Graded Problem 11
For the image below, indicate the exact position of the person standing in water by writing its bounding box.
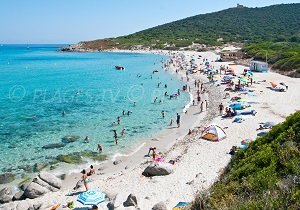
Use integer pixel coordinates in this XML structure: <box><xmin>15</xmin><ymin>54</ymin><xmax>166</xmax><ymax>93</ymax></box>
<box><xmin>62</xmin><ymin>110</ymin><xmax>66</xmax><ymax>117</ymax></box>
<box><xmin>121</xmin><ymin>128</ymin><xmax>125</xmax><ymax>136</ymax></box>
<box><xmin>97</xmin><ymin>144</ymin><xmax>103</xmax><ymax>153</ymax></box>
<box><xmin>169</xmin><ymin>119</ymin><xmax>173</xmax><ymax>126</ymax></box>
<box><xmin>176</xmin><ymin>113</ymin><xmax>181</xmax><ymax>128</ymax></box>
<box><xmin>84</xmin><ymin>136</ymin><xmax>89</xmax><ymax>143</ymax></box>
<box><xmin>117</xmin><ymin>116</ymin><xmax>120</xmax><ymax>125</ymax></box>
<box><xmin>161</xmin><ymin>110</ymin><xmax>165</xmax><ymax>119</ymax></box>
<box><xmin>113</xmin><ymin>130</ymin><xmax>118</xmax><ymax>145</ymax></box>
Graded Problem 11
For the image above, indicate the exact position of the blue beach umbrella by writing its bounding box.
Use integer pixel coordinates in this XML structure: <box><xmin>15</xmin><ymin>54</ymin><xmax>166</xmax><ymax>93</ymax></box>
<box><xmin>77</xmin><ymin>190</ymin><xmax>106</xmax><ymax>206</ymax></box>
<box><xmin>173</xmin><ymin>202</ymin><xmax>189</xmax><ymax>209</ymax></box>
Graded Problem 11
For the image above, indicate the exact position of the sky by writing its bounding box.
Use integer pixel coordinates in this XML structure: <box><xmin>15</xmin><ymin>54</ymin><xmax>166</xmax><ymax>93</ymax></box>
<box><xmin>0</xmin><ymin>0</ymin><xmax>298</xmax><ymax>44</ymax></box>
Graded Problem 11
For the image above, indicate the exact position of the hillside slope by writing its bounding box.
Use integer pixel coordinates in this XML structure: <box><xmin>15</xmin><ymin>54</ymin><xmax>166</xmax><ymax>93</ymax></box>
<box><xmin>77</xmin><ymin>3</ymin><xmax>300</xmax><ymax>49</ymax></box>
<box><xmin>191</xmin><ymin>111</ymin><xmax>300</xmax><ymax>209</ymax></box>
<box><xmin>119</xmin><ymin>3</ymin><xmax>299</xmax><ymax>47</ymax></box>
<box><xmin>64</xmin><ymin>3</ymin><xmax>300</xmax><ymax>74</ymax></box>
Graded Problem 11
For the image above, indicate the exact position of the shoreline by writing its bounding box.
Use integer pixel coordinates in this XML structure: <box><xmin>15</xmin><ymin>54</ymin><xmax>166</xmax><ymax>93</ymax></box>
<box><xmin>59</xmin><ymin>50</ymin><xmax>216</xmax><ymax>189</ymax></box>
<box><xmin>2</xmin><ymin>49</ymin><xmax>300</xmax><ymax>209</ymax></box>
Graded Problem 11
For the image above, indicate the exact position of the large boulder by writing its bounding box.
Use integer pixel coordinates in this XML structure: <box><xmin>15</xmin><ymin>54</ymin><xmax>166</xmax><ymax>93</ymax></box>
<box><xmin>13</xmin><ymin>191</ymin><xmax>25</xmax><ymax>201</ymax></box>
<box><xmin>16</xmin><ymin>200</ymin><xmax>33</xmax><ymax>210</ymax></box>
<box><xmin>0</xmin><ymin>187</ymin><xmax>14</xmax><ymax>204</ymax></box>
<box><xmin>23</xmin><ymin>182</ymin><xmax>49</xmax><ymax>199</ymax></box>
<box><xmin>0</xmin><ymin>173</ymin><xmax>15</xmax><ymax>184</ymax></box>
<box><xmin>61</xmin><ymin>135</ymin><xmax>80</xmax><ymax>143</ymax></box>
<box><xmin>143</xmin><ymin>163</ymin><xmax>174</xmax><ymax>176</ymax></box>
<box><xmin>152</xmin><ymin>201</ymin><xmax>167</xmax><ymax>210</ymax></box>
<box><xmin>0</xmin><ymin>202</ymin><xmax>15</xmax><ymax>210</ymax></box>
<box><xmin>123</xmin><ymin>194</ymin><xmax>138</xmax><ymax>207</ymax></box>
<box><xmin>32</xmin><ymin>177</ymin><xmax>58</xmax><ymax>192</ymax></box>
<box><xmin>38</xmin><ymin>171</ymin><xmax>62</xmax><ymax>189</ymax></box>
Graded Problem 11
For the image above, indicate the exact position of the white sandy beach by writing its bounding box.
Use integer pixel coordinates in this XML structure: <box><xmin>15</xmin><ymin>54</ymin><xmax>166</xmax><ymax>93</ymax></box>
<box><xmin>2</xmin><ymin>50</ymin><xmax>300</xmax><ymax>210</ymax></box>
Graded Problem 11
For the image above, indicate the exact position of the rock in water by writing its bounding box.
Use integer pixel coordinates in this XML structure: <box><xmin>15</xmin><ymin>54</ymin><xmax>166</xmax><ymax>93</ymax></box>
<box><xmin>0</xmin><ymin>173</ymin><xmax>15</xmax><ymax>184</ymax></box>
<box><xmin>39</xmin><ymin>171</ymin><xmax>62</xmax><ymax>189</ymax></box>
<box><xmin>143</xmin><ymin>163</ymin><xmax>174</xmax><ymax>176</ymax></box>
<box><xmin>0</xmin><ymin>187</ymin><xmax>14</xmax><ymax>203</ymax></box>
<box><xmin>152</xmin><ymin>201</ymin><xmax>167</xmax><ymax>210</ymax></box>
<box><xmin>123</xmin><ymin>194</ymin><xmax>138</xmax><ymax>207</ymax></box>
<box><xmin>33</xmin><ymin>162</ymin><xmax>48</xmax><ymax>172</ymax></box>
<box><xmin>42</xmin><ymin>143</ymin><xmax>65</xmax><ymax>149</ymax></box>
<box><xmin>23</xmin><ymin>182</ymin><xmax>49</xmax><ymax>199</ymax></box>
<box><xmin>61</xmin><ymin>135</ymin><xmax>80</xmax><ymax>143</ymax></box>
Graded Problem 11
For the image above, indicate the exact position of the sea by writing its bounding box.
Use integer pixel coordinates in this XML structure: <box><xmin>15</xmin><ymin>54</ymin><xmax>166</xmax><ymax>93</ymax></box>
<box><xmin>0</xmin><ymin>44</ymin><xmax>189</xmax><ymax>183</ymax></box>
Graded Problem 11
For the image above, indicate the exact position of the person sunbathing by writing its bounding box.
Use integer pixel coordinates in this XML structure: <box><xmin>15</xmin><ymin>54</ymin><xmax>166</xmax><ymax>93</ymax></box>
<box><xmin>256</xmin><ymin>125</ymin><xmax>266</xmax><ymax>131</ymax></box>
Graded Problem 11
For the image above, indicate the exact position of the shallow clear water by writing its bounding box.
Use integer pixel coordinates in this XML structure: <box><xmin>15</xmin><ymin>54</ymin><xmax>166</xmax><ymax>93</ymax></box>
<box><xmin>0</xmin><ymin>45</ymin><xmax>189</xmax><ymax>179</ymax></box>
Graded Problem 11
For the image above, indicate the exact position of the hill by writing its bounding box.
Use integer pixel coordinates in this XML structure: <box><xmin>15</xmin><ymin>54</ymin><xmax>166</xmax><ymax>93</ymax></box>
<box><xmin>77</xmin><ymin>3</ymin><xmax>300</xmax><ymax>49</ymax></box>
<box><xmin>190</xmin><ymin>111</ymin><xmax>300</xmax><ymax>209</ymax></box>
<box><xmin>63</xmin><ymin>3</ymin><xmax>300</xmax><ymax>74</ymax></box>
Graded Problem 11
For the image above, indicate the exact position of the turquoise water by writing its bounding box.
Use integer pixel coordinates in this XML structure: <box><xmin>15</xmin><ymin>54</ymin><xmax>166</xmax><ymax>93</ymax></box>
<box><xmin>0</xmin><ymin>45</ymin><xmax>189</xmax><ymax>179</ymax></box>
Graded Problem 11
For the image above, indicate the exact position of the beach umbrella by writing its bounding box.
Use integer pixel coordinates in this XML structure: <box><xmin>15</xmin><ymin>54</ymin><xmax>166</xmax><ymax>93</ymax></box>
<box><xmin>173</xmin><ymin>202</ymin><xmax>189</xmax><ymax>210</ymax></box>
<box><xmin>77</xmin><ymin>190</ymin><xmax>106</xmax><ymax>206</ymax></box>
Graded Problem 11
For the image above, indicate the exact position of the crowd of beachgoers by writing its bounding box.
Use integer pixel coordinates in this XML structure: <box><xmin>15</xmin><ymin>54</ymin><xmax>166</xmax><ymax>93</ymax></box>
<box><xmin>1</xmin><ymin>49</ymin><xmax>300</xmax><ymax>210</ymax></box>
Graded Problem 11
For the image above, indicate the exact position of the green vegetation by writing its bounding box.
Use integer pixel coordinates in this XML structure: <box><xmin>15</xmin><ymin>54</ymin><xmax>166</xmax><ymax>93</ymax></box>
<box><xmin>79</xmin><ymin>3</ymin><xmax>300</xmax><ymax>73</ymax></box>
<box><xmin>243</xmin><ymin>41</ymin><xmax>300</xmax><ymax>73</ymax></box>
<box><xmin>82</xmin><ymin>3</ymin><xmax>299</xmax><ymax>50</ymax></box>
<box><xmin>190</xmin><ymin>112</ymin><xmax>300</xmax><ymax>209</ymax></box>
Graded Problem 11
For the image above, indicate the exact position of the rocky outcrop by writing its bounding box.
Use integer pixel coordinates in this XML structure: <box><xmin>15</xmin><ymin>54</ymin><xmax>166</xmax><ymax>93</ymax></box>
<box><xmin>0</xmin><ymin>173</ymin><xmax>15</xmax><ymax>184</ymax></box>
<box><xmin>23</xmin><ymin>172</ymin><xmax>62</xmax><ymax>199</ymax></box>
<box><xmin>39</xmin><ymin>172</ymin><xmax>62</xmax><ymax>189</ymax></box>
<box><xmin>143</xmin><ymin>163</ymin><xmax>174</xmax><ymax>176</ymax></box>
<box><xmin>123</xmin><ymin>194</ymin><xmax>138</xmax><ymax>207</ymax></box>
<box><xmin>0</xmin><ymin>187</ymin><xmax>14</xmax><ymax>204</ymax></box>
<box><xmin>13</xmin><ymin>191</ymin><xmax>25</xmax><ymax>201</ymax></box>
<box><xmin>152</xmin><ymin>201</ymin><xmax>167</xmax><ymax>210</ymax></box>
<box><xmin>23</xmin><ymin>182</ymin><xmax>49</xmax><ymax>199</ymax></box>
